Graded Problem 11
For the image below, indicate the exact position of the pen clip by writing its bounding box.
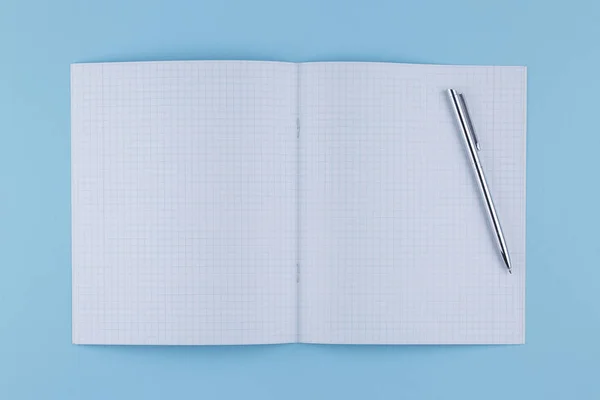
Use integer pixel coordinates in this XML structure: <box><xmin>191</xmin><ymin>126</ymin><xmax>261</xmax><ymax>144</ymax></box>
<box><xmin>457</xmin><ymin>93</ymin><xmax>481</xmax><ymax>151</ymax></box>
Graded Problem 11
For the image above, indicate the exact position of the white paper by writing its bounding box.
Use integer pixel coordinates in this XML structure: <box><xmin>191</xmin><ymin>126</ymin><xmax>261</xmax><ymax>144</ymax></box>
<box><xmin>72</xmin><ymin>60</ymin><xmax>526</xmax><ymax>346</ymax></box>
<box><xmin>299</xmin><ymin>62</ymin><xmax>526</xmax><ymax>344</ymax></box>
<box><xmin>71</xmin><ymin>61</ymin><xmax>298</xmax><ymax>344</ymax></box>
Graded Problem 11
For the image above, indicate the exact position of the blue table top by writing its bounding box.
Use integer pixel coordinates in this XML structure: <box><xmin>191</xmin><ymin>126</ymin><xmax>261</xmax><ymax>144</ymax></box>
<box><xmin>1</xmin><ymin>0</ymin><xmax>598</xmax><ymax>398</ymax></box>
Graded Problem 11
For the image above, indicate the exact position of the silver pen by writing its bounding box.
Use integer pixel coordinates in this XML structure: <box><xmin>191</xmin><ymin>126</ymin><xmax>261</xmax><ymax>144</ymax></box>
<box><xmin>447</xmin><ymin>89</ymin><xmax>513</xmax><ymax>274</ymax></box>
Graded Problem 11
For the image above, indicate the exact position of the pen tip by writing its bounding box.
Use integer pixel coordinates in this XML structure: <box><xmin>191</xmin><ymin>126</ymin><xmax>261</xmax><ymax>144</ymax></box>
<box><xmin>501</xmin><ymin>251</ymin><xmax>513</xmax><ymax>275</ymax></box>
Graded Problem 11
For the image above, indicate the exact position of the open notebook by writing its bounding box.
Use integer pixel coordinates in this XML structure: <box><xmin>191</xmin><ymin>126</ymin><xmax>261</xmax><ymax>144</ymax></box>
<box><xmin>71</xmin><ymin>61</ymin><xmax>526</xmax><ymax>345</ymax></box>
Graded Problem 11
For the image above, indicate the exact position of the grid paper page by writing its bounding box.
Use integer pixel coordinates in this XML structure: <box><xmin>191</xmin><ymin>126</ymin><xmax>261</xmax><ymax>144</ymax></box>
<box><xmin>72</xmin><ymin>61</ymin><xmax>298</xmax><ymax>344</ymax></box>
<box><xmin>299</xmin><ymin>63</ymin><xmax>526</xmax><ymax>344</ymax></box>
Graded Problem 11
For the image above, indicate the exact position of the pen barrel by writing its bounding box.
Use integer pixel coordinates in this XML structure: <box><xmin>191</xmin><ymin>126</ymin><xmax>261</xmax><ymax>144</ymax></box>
<box><xmin>446</xmin><ymin>89</ymin><xmax>513</xmax><ymax>273</ymax></box>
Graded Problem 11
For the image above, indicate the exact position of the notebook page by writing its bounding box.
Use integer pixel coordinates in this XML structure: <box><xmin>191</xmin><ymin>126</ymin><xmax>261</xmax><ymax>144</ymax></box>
<box><xmin>299</xmin><ymin>62</ymin><xmax>526</xmax><ymax>344</ymax></box>
<box><xmin>72</xmin><ymin>61</ymin><xmax>298</xmax><ymax>344</ymax></box>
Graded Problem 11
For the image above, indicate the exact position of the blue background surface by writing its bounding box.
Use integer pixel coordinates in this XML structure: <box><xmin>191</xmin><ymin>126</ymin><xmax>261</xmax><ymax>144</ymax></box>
<box><xmin>1</xmin><ymin>0</ymin><xmax>599</xmax><ymax>398</ymax></box>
